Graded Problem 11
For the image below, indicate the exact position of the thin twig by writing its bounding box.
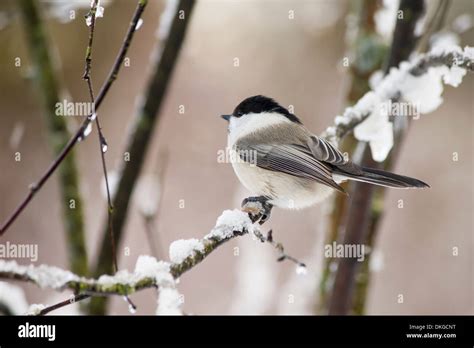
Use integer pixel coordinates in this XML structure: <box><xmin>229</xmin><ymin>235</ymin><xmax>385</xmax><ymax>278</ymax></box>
<box><xmin>82</xmin><ymin>0</ymin><xmax>135</xmax><ymax>312</ymax></box>
<box><xmin>0</xmin><ymin>0</ymin><xmax>148</xmax><ymax>235</ymax></box>
<box><xmin>38</xmin><ymin>294</ymin><xmax>89</xmax><ymax>316</ymax></box>
<box><xmin>254</xmin><ymin>229</ymin><xmax>306</xmax><ymax>268</ymax></box>
<box><xmin>83</xmin><ymin>0</ymin><xmax>116</xmax><ymax>280</ymax></box>
<box><xmin>89</xmin><ymin>0</ymin><xmax>196</xmax><ymax>315</ymax></box>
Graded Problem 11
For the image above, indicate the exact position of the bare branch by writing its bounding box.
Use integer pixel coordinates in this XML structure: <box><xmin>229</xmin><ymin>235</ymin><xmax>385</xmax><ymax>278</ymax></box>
<box><xmin>82</xmin><ymin>0</ymin><xmax>135</xmax><ymax>312</ymax></box>
<box><xmin>0</xmin><ymin>0</ymin><xmax>148</xmax><ymax>235</ymax></box>
<box><xmin>253</xmin><ymin>229</ymin><xmax>306</xmax><ymax>268</ymax></box>
<box><xmin>89</xmin><ymin>0</ymin><xmax>196</xmax><ymax>314</ymax></box>
<box><xmin>38</xmin><ymin>294</ymin><xmax>89</xmax><ymax>316</ymax></box>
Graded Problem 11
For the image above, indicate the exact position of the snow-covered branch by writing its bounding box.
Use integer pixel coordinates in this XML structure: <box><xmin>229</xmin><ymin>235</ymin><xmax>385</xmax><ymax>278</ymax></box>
<box><xmin>321</xmin><ymin>46</ymin><xmax>473</xmax><ymax>160</ymax></box>
<box><xmin>0</xmin><ymin>210</ymin><xmax>256</xmax><ymax>313</ymax></box>
<box><xmin>168</xmin><ymin>210</ymin><xmax>257</xmax><ymax>275</ymax></box>
<box><xmin>409</xmin><ymin>48</ymin><xmax>473</xmax><ymax>75</ymax></box>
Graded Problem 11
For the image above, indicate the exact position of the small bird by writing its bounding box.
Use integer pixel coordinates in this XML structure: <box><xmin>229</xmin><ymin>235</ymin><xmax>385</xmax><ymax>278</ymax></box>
<box><xmin>221</xmin><ymin>95</ymin><xmax>429</xmax><ymax>224</ymax></box>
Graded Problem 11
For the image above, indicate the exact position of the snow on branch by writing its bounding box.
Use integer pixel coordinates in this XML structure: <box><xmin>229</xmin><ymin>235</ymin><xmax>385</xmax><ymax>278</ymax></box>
<box><xmin>322</xmin><ymin>45</ymin><xmax>473</xmax><ymax>161</ymax></box>
<box><xmin>0</xmin><ymin>210</ymin><xmax>256</xmax><ymax>314</ymax></box>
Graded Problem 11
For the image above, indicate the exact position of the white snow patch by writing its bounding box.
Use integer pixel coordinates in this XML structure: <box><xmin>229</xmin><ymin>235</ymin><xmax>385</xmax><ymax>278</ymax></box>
<box><xmin>85</xmin><ymin>1</ymin><xmax>104</xmax><ymax>26</ymax></box>
<box><xmin>134</xmin><ymin>255</ymin><xmax>173</xmax><ymax>287</ymax></box>
<box><xmin>0</xmin><ymin>260</ymin><xmax>79</xmax><ymax>289</ymax></box>
<box><xmin>26</xmin><ymin>303</ymin><xmax>45</xmax><ymax>315</ymax></box>
<box><xmin>399</xmin><ymin>68</ymin><xmax>444</xmax><ymax>114</ymax></box>
<box><xmin>369</xmin><ymin>70</ymin><xmax>384</xmax><ymax>89</ymax></box>
<box><xmin>0</xmin><ymin>282</ymin><xmax>28</xmax><ymax>314</ymax></box>
<box><xmin>205</xmin><ymin>209</ymin><xmax>257</xmax><ymax>240</ymax></box>
<box><xmin>156</xmin><ymin>287</ymin><xmax>182</xmax><ymax>315</ymax></box>
<box><xmin>169</xmin><ymin>239</ymin><xmax>204</xmax><ymax>264</ymax></box>
<box><xmin>464</xmin><ymin>46</ymin><xmax>474</xmax><ymax>60</ymax></box>
<box><xmin>96</xmin><ymin>5</ymin><xmax>104</xmax><ymax>19</ymax></box>
<box><xmin>442</xmin><ymin>65</ymin><xmax>467</xmax><ymax>87</ymax></box>
<box><xmin>334</xmin><ymin>115</ymin><xmax>350</xmax><ymax>126</ymax></box>
<box><xmin>97</xmin><ymin>270</ymin><xmax>136</xmax><ymax>286</ymax></box>
<box><xmin>349</xmin><ymin>45</ymin><xmax>472</xmax><ymax>162</ymax></box>
<box><xmin>354</xmin><ymin>103</ymin><xmax>394</xmax><ymax>162</ymax></box>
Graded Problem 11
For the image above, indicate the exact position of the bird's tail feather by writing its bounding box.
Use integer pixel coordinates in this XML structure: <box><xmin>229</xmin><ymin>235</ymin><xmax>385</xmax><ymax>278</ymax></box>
<box><xmin>334</xmin><ymin>166</ymin><xmax>430</xmax><ymax>189</ymax></box>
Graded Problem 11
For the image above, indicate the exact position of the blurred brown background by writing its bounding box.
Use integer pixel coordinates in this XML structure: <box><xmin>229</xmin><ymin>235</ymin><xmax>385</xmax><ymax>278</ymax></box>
<box><xmin>0</xmin><ymin>0</ymin><xmax>472</xmax><ymax>314</ymax></box>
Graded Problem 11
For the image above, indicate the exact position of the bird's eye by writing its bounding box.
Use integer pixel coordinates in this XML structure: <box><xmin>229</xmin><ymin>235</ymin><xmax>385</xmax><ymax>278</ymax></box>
<box><xmin>236</xmin><ymin>111</ymin><xmax>243</xmax><ymax>117</ymax></box>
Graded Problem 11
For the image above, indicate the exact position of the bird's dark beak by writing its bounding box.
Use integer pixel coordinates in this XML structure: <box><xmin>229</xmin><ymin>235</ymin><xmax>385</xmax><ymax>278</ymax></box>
<box><xmin>221</xmin><ymin>114</ymin><xmax>231</xmax><ymax>121</ymax></box>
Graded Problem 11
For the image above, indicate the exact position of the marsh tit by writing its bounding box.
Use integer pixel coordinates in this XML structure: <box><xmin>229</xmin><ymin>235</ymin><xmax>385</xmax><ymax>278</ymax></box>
<box><xmin>221</xmin><ymin>95</ymin><xmax>429</xmax><ymax>223</ymax></box>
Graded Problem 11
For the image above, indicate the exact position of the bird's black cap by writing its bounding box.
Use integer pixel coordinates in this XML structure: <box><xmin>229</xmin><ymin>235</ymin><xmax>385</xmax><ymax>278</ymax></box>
<box><xmin>222</xmin><ymin>95</ymin><xmax>302</xmax><ymax>124</ymax></box>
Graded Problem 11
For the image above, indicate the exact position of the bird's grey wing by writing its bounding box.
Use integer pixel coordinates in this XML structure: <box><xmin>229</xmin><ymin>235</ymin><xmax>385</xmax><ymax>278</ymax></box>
<box><xmin>308</xmin><ymin>135</ymin><xmax>370</xmax><ymax>176</ymax></box>
<box><xmin>308</xmin><ymin>135</ymin><xmax>347</xmax><ymax>166</ymax></box>
<box><xmin>235</xmin><ymin>142</ymin><xmax>345</xmax><ymax>193</ymax></box>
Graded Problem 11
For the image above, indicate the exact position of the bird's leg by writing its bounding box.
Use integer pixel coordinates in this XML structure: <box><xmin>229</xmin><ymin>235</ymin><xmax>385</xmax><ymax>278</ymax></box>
<box><xmin>241</xmin><ymin>196</ymin><xmax>273</xmax><ymax>225</ymax></box>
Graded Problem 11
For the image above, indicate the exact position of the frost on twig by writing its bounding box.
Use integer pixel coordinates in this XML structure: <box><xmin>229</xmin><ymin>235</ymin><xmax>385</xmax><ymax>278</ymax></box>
<box><xmin>321</xmin><ymin>46</ymin><xmax>473</xmax><ymax>161</ymax></box>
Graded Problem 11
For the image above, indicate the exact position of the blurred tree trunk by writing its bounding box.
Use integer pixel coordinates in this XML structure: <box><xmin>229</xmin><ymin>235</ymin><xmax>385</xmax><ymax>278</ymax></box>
<box><xmin>327</xmin><ymin>0</ymin><xmax>426</xmax><ymax>315</ymax></box>
<box><xmin>318</xmin><ymin>0</ymin><xmax>388</xmax><ymax>314</ymax></box>
<box><xmin>19</xmin><ymin>0</ymin><xmax>88</xmax><ymax>277</ymax></box>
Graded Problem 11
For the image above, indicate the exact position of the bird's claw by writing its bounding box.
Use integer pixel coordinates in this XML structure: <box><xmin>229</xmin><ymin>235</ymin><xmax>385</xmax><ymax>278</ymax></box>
<box><xmin>241</xmin><ymin>196</ymin><xmax>273</xmax><ymax>225</ymax></box>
